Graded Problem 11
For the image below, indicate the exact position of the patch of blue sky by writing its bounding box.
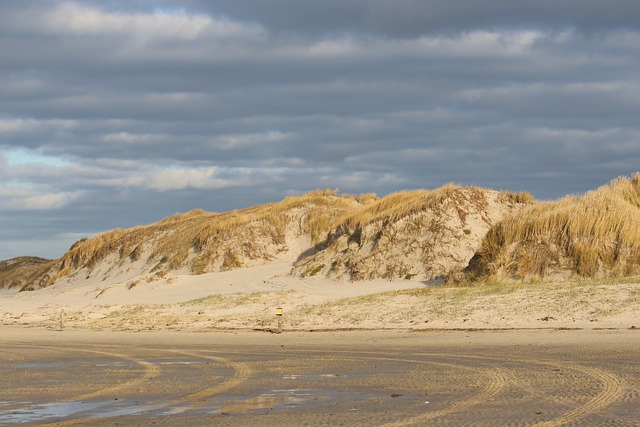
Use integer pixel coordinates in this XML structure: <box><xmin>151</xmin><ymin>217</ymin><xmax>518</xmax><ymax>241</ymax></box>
<box><xmin>5</xmin><ymin>149</ymin><xmax>72</xmax><ymax>167</ymax></box>
<box><xmin>152</xmin><ymin>6</ymin><xmax>186</xmax><ymax>14</ymax></box>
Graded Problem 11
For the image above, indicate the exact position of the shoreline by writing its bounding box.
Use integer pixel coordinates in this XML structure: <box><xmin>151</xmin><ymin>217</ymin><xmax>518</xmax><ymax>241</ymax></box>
<box><xmin>2</xmin><ymin>322</ymin><xmax>639</xmax><ymax>340</ymax></box>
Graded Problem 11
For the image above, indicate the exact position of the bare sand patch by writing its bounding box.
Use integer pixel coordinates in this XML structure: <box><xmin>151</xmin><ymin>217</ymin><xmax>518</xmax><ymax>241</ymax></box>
<box><xmin>1</xmin><ymin>261</ymin><xmax>638</xmax><ymax>332</ymax></box>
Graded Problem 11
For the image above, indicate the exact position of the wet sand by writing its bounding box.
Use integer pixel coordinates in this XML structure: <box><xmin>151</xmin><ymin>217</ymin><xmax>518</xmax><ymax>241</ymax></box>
<box><xmin>1</xmin><ymin>327</ymin><xmax>638</xmax><ymax>426</ymax></box>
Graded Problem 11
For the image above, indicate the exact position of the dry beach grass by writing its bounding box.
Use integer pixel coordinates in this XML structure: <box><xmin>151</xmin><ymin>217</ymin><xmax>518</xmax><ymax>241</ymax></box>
<box><xmin>468</xmin><ymin>173</ymin><xmax>640</xmax><ymax>281</ymax></box>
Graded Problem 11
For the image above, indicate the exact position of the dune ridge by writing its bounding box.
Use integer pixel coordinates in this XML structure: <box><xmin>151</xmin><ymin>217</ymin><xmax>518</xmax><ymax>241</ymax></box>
<box><xmin>2</xmin><ymin>185</ymin><xmax>531</xmax><ymax>290</ymax></box>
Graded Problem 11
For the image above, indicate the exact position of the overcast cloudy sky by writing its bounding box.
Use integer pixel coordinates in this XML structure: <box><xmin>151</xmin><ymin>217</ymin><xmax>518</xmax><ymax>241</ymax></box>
<box><xmin>2</xmin><ymin>1</ymin><xmax>640</xmax><ymax>260</ymax></box>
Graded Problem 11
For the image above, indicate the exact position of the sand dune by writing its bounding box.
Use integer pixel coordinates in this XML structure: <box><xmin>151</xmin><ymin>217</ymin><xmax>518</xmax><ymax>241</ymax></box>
<box><xmin>2</xmin><ymin>177</ymin><xmax>640</xmax><ymax>333</ymax></box>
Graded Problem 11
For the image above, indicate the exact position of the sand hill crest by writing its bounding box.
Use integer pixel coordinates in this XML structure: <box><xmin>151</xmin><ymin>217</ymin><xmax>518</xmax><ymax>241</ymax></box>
<box><xmin>7</xmin><ymin>174</ymin><xmax>640</xmax><ymax>291</ymax></box>
<box><xmin>1</xmin><ymin>185</ymin><xmax>532</xmax><ymax>290</ymax></box>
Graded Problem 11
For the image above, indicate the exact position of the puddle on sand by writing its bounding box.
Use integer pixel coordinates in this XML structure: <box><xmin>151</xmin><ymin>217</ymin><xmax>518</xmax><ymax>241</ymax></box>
<box><xmin>14</xmin><ymin>362</ymin><xmax>59</xmax><ymax>369</ymax></box>
<box><xmin>0</xmin><ymin>388</ymin><xmax>374</xmax><ymax>424</ymax></box>
<box><xmin>0</xmin><ymin>401</ymin><xmax>109</xmax><ymax>424</ymax></box>
<box><xmin>0</xmin><ymin>399</ymin><xmax>169</xmax><ymax>424</ymax></box>
<box><xmin>0</xmin><ymin>386</ymin><xmax>381</xmax><ymax>423</ymax></box>
<box><xmin>208</xmin><ymin>387</ymin><xmax>385</xmax><ymax>415</ymax></box>
<box><xmin>210</xmin><ymin>389</ymin><xmax>325</xmax><ymax>414</ymax></box>
<box><xmin>283</xmin><ymin>373</ymin><xmax>344</xmax><ymax>380</ymax></box>
<box><xmin>0</xmin><ymin>393</ymin><xmax>317</xmax><ymax>424</ymax></box>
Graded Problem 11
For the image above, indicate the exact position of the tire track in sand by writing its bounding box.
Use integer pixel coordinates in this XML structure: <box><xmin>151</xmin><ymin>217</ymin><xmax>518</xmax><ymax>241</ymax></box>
<box><xmin>412</xmin><ymin>352</ymin><xmax>627</xmax><ymax>427</ymax></box>
<box><xmin>447</xmin><ymin>353</ymin><xmax>627</xmax><ymax>426</ymax></box>
<box><xmin>71</xmin><ymin>349</ymin><xmax>161</xmax><ymax>401</ymax></box>
<box><xmin>162</xmin><ymin>349</ymin><xmax>251</xmax><ymax>407</ymax></box>
<box><xmin>341</xmin><ymin>355</ymin><xmax>509</xmax><ymax>427</ymax></box>
<box><xmin>338</xmin><ymin>349</ymin><xmax>626</xmax><ymax>426</ymax></box>
<box><xmin>5</xmin><ymin>344</ymin><xmax>161</xmax><ymax>401</ymax></box>
<box><xmin>35</xmin><ymin>345</ymin><xmax>161</xmax><ymax>427</ymax></box>
<box><xmin>38</xmin><ymin>347</ymin><xmax>250</xmax><ymax>426</ymax></box>
<box><xmin>531</xmin><ymin>362</ymin><xmax>626</xmax><ymax>427</ymax></box>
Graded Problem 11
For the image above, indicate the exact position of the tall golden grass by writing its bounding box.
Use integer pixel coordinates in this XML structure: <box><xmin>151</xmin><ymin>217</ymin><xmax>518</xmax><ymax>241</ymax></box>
<box><xmin>294</xmin><ymin>185</ymin><xmax>534</xmax><ymax>281</ymax></box>
<box><xmin>30</xmin><ymin>185</ymin><xmax>534</xmax><ymax>287</ymax></box>
<box><xmin>0</xmin><ymin>257</ymin><xmax>55</xmax><ymax>290</ymax></box>
<box><xmin>192</xmin><ymin>189</ymin><xmax>357</xmax><ymax>250</ymax></box>
<box><xmin>337</xmin><ymin>184</ymin><xmax>528</xmax><ymax>230</ymax></box>
<box><xmin>469</xmin><ymin>173</ymin><xmax>640</xmax><ymax>280</ymax></box>
<box><xmin>50</xmin><ymin>190</ymin><xmax>360</xmax><ymax>282</ymax></box>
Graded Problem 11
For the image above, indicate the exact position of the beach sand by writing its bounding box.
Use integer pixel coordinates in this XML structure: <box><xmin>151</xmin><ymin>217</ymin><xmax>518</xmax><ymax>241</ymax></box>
<box><xmin>2</xmin><ymin>257</ymin><xmax>639</xmax><ymax>423</ymax></box>
<box><xmin>1</xmin><ymin>262</ymin><xmax>639</xmax><ymax>332</ymax></box>
<box><xmin>1</xmin><ymin>327</ymin><xmax>638</xmax><ymax>426</ymax></box>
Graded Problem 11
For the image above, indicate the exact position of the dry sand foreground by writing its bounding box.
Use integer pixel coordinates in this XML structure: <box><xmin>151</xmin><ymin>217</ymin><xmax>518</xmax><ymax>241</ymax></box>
<box><xmin>1</xmin><ymin>262</ymin><xmax>639</xmax><ymax>332</ymax></box>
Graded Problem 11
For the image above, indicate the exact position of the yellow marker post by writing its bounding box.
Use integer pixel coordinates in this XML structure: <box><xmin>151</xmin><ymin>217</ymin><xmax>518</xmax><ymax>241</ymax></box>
<box><xmin>276</xmin><ymin>307</ymin><xmax>283</xmax><ymax>333</ymax></box>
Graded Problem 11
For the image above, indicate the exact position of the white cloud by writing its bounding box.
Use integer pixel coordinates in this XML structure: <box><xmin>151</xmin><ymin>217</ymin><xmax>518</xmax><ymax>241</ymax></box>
<box><xmin>0</xmin><ymin>119</ymin><xmax>77</xmax><ymax>137</ymax></box>
<box><xmin>0</xmin><ymin>119</ymin><xmax>43</xmax><ymax>136</ymax></box>
<box><xmin>93</xmin><ymin>162</ymin><xmax>297</xmax><ymax>192</ymax></box>
<box><xmin>0</xmin><ymin>188</ymin><xmax>85</xmax><ymax>211</ymax></box>
<box><xmin>306</xmin><ymin>38</ymin><xmax>361</xmax><ymax>57</ymax></box>
<box><xmin>75</xmin><ymin>162</ymin><xmax>257</xmax><ymax>191</ymax></box>
<box><xmin>412</xmin><ymin>30</ymin><xmax>543</xmax><ymax>58</ymax></box>
<box><xmin>101</xmin><ymin>132</ymin><xmax>168</xmax><ymax>145</ymax></box>
<box><xmin>296</xmin><ymin>30</ymin><xmax>545</xmax><ymax>61</ymax></box>
<box><xmin>45</xmin><ymin>2</ymin><xmax>264</xmax><ymax>43</ymax></box>
<box><xmin>215</xmin><ymin>131</ymin><xmax>291</xmax><ymax>150</ymax></box>
<box><xmin>143</xmin><ymin>166</ymin><xmax>236</xmax><ymax>191</ymax></box>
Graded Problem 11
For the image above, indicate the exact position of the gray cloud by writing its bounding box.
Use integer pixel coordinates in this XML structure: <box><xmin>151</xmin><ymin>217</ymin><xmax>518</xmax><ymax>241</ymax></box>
<box><xmin>1</xmin><ymin>1</ymin><xmax>640</xmax><ymax>260</ymax></box>
<box><xmin>167</xmin><ymin>0</ymin><xmax>640</xmax><ymax>37</ymax></box>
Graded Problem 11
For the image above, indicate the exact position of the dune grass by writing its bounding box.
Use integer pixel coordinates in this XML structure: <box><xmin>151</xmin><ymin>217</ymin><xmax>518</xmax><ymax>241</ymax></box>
<box><xmin>55</xmin><ymin>185</ymin><xmax>520</xmax><ymax>285</ymax></box>
<box><xmin>192</xmin><ymin>189</ymin><xmax>358</xmax><ymax>248</ymax></box>
<box><xmin>469</xmin><ymin>173</ymin><xmax>640</xmax><ymax>280</ymax></box>
<box><xmin>338</xmin><ymin>185</ymin><xmax>470</xmax><ymax>229</ymax></box>
<box><xmin>49</xmin><ymin>190</ymin><xmax>361</xmax><ymax>284</ymax></box>
<box><xmin>0</xmin><ymin>257</ymin><xmax>55</xmax><ymax>290</ymax></box>
<box><xmin>336</xmin><ymin>185</ymin><xmax>532</xmax><ymax>230</ymax></box>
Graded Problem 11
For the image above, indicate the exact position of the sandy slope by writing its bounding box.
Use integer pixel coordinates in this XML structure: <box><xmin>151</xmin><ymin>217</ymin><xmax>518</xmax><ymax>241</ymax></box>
<box><xmin>292</xmin><ymin>188</ymin><xmax>524</xmax><ymax>281</ymax></box>
<box><xmin>1</xmin><ymin>262</ymin><xmax>638</xmax><ymax>332</ymax></box>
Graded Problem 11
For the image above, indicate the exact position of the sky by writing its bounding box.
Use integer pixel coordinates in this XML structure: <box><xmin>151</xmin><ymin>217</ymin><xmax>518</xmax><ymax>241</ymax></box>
<box><xmin>1</xmin><ymin>1</ymin><xmax>640</xmax><ymax>260</ymax></box>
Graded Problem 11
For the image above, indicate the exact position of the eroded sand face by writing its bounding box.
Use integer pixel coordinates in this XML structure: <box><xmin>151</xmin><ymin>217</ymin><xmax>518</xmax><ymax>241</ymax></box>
<box><xmin>1</xmin><ymin>328</ymin><xmax>638</xmax><ymax>426</ymax></box>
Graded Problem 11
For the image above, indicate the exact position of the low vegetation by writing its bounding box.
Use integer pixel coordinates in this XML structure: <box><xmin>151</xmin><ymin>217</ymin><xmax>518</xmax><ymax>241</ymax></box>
<box><xmin>82</xmin><ymin>277</ymin><xmax>639</xmax><ymax>331</ymax></box>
